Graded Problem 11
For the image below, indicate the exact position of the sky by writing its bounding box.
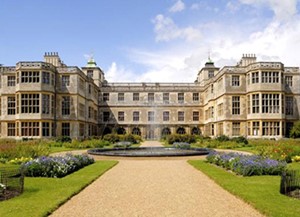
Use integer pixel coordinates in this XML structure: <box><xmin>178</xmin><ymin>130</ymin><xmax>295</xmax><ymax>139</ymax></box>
<box><xmin>1</xmin><ymin>0</ymin><xmax>300</xmax><ymax>82</ymax></box>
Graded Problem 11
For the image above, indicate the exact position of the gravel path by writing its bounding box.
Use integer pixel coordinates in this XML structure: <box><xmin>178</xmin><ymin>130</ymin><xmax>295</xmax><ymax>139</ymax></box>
<box><xmin>50</xmin><ymin>141</ymin><xmax>264</xmax><ymax>217</ymax></box>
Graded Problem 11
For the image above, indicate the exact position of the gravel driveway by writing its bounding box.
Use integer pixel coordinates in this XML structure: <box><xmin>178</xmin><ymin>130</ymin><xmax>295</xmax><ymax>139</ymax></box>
<box><xmin>50</xmin><ymin>141</ymin><xmax>263</xmax><ymax>217</ymax></box>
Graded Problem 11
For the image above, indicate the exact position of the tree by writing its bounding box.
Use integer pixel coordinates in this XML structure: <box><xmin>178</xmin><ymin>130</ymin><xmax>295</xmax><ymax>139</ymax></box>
<box><xmin>290</xmin><ymin>121</ymin><xmax>300</xmax><ymax>138</ymax></box>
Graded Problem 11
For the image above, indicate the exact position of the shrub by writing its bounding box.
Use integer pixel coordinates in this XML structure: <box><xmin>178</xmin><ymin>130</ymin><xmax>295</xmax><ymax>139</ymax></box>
<box><xmin>166</xmin><ymin>134</ymin><xmax>196</xmax><ymax>144</ymax></box>
<box><xmin>290</xmin><ymin>121</ymin><xmax>300</xmax><ymax>138</ymax></box>
<box><xmin>231</xmin><ymin>136</ymin><xmax>248</xmax><ymax>145</ymax></box>
<box><xmin>56</xmin><ymin>136</ymin><xmax>72</xmax><ymax>143</ymax></box>
<box><xmin>22</xmin><ymin>154</ymin><xmax>94</xmax><ymax>178</ymax></box>
<box><xmin>206</xmin><ymin>151</ymin><xmax>287</xmax><ymax>176</ymax></box>
<box><xmin>103</xmin><ymin>134</ymin><xmax>120</xmax><ymax>143</ymax></box>
<box><xmin>0</xmin><ymin>140</ymin><xmax>50</xmax><ymax>161</ymax></box>
<box><xmin>103</xmin><ymin>134</ymin><xmax>141</xmax><ymax>144</ymax></box>
<box><xmin>216</xmin><ymin>135</ymin><xmax>230</xmax><ymax>142</ymax></box>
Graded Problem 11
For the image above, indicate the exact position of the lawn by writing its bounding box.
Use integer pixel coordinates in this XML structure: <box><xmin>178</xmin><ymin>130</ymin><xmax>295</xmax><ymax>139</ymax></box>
<box><xmin>189</xmin><ymin>160</ymin><xmax>300</xmax><ymax>217</ymax></box>
<box><xmin>0</xmin><ymin>160</ymin><xmax>118</xmax><ymax>217</ymax></box>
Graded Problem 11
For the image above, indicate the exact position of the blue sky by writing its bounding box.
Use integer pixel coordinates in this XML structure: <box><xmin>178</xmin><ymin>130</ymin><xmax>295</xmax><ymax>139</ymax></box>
<box><xmin>1</xmin><ymin>0</ymin><xmax>300</xmax><ymax>82</ymax></box>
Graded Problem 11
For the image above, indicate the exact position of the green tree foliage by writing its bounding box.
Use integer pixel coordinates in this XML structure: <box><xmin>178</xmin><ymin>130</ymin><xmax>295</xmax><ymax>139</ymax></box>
<box><xmin>290</xmin><ymin>121</ymin><xmax>300</xmax><ymax>138</ymax></box>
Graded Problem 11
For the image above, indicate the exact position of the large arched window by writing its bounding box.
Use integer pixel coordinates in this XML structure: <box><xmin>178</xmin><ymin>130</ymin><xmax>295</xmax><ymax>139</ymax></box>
<box><xmin>176</xmin><ymin>127</ymin><xmax>186</xmax><ymax>134</ymax></box>
<box><xmin>132</xmin><ymin>127</ymin><xmax>141</xmax><ymax>136</ymax></box>
<box><xmin>161</xmin><ymin>127</ymin><xmax>171</xmax><ymax>137</ymax></box>
<box><xmin>117</xmin><ymin>127</ymin><xmax>126</xmax><ymax>135</ymax></box>
<box><xmin>191</xmin><ymin>127</ymin><xmax>201</xmax><ymax>135</ymax></box>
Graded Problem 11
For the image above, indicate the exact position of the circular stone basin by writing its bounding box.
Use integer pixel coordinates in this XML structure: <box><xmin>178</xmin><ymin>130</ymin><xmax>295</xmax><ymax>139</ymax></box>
<box><xmin>88</xmin><ymin>147</ymin><xmax>211</xmax><ymax>157</ymax></box>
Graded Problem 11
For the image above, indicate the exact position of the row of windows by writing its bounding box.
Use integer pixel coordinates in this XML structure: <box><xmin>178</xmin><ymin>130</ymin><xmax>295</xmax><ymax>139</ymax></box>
<box><xmin>103</xmin><ymin>111</ymin><xmax>200</xmax><ymax>122</ymax></box>
<box><xmin>249</xmin><ymin>121</ymin><xmax>280</xmax><ymax>136</ymax></box>
<box><xmin>103</xmin><ymin>92</ymin><xmax>200</xmax><ymax>103</ymax></box>
<box><xmin>248</xmin><ymin>72</ymin><xmax>293</xmax><ymax>86</ymax></box>
<box><xmin>6</xmin><ymin>122</ymin><xmax>98</xmax><ymax>137</ymax></box>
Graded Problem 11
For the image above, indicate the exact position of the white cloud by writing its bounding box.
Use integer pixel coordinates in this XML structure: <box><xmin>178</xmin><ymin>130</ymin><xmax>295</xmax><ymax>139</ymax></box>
<box><xmin>190</xmin><ymin>3</ymin><xmax>199</xmax><ymax>10</ymax></box>
<box><xmin>152</xmin><ymin>14</ymin><xmax>201</xmax><ymax>42</ymax></box>
<box><xmin>226</xmin><ymin>1</ymin><xmax>240</xmax><ymax>12</ymax></box>
<box><xmin>169</xmin><ymin>0</ymin><xmax>185</xmax><ymax>13</ymax></box>
<box><xmin>106</xmin><ymin>1</ymin><xmax>300</xmax><ymax>83</ymax></box>
<box><xmin>239</xmin><ymin>0</ymin><xmax>299</xmax><ymax>21</ymax></box>
<box><xmin>106</xmin><ymin>62</ymin><xmax>137</xmax><ymax>82</ymax></box>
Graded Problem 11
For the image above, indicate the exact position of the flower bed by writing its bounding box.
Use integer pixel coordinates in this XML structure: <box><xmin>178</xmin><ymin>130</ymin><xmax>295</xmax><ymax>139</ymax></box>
<box><xmin>21</xmin><ymin>154</ymin><xmax>94</xmax><ymax>178</ymax></box>
<box><xmin>206</xmin><ymin>152</ymin><xmax>286</xmax><ymax>176</ymax></box>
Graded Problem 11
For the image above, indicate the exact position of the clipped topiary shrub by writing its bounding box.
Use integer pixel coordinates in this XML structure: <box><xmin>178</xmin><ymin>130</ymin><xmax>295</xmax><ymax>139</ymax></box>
<box><xmin>216</xmin><ymin>135</ymin><xmax>230</xmax><ymax>142</ymax></box>
<box><xmin>166</xmin><ymin>134</ymin><xmax>196</xmax><ymax>144</ymax></box>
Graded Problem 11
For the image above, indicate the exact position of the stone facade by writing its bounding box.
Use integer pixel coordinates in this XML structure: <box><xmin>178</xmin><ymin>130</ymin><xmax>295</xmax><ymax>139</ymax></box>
<box><xmin>0</xmin><ymin>53</ymin><xmax>299</xmax><ymax>140</ymax></box>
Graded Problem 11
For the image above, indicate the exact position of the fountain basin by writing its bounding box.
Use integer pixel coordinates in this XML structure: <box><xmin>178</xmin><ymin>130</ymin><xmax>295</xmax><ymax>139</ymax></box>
<box><xmin>88</xmin><ymin>147</ymin><xmax>211</xmax><ymax>157</ymax></box>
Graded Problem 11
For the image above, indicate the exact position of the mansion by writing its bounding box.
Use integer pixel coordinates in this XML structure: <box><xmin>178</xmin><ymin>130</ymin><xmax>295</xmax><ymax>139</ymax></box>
<box><xmin>0</xmin><ymin>53</ymin><xmax>299</xmax><ymax>140</ymax></box>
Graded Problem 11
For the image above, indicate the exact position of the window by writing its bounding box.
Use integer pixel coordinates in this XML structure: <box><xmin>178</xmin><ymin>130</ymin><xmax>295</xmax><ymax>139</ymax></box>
<box><xmin>8</xmin><ymin>123</ymin><xmax>15</xmax><ymax>136</ymax></box>
<box><xmin>21</xmin><ymin>71</ymin><xmax>40</xmax><ymax>83</ymax></box>
<box><xmin>103</xmin><ymin>93</ymin><xmax>109</xmax><ymax>101</ymax></box>
<box><xmin>261</xmin><ymin>71</ymin><xmax>279</xmax><ymax>83</ymax></box>
<box><xmin>253</xmin><ymin>121</ymin><xmax>259</xmax><ymax>136</ymax></box>
<box><xmin>210</xmin><ymin>106</ymin><xmax>214</xmax><ymax>118</ymax></box>
<box><xmin>163</xmin><ymin>93</ymin><xmax>169</xmax><ymax>103</ymax></box>
<box><xmin>252</xmin><ymin>94</ymin><xmax>259</xmax><ymax>113</ymax></box>
<box><xmin>88</xmin><ymin>107</ymin><xmax>92</xmax><ymax>118</ymax></box>
<box><xmin>208</xmin><ymin>71</ymin><xmax>214</xmax><ymax>78</ymax></box>
<box><xmin>42</xmin><ymin>72</ymin><xmax>50</xmax><ymax>84</ymax></box>
<box><xmin>7</xmin><ymin>76</ymin><xmax>16</xmax><ymax>86</ymax></box>
<box><xmin>286</xmin><ymin>96</ymin><xmax>293</xmax><ymax>115</ymax></box>
<box><xmin>118</xmin><ymin>111</ymin><xmax>125</xmax><ymax>121</ymax></box>
<box><xmin>61</xmin><ymin>75</ymin><xmax>70</xmax><ymax>87</ymax></box>
<box><xmin>178</xmin><ymin>111</ymin><xmax>184</xmax><ymax>121</ymax></box>
<box><xmin>88</xmin><ymin>85</ymin><xmax>91</xmax><ymax>94</ymax></box>
<box><xmin>87</xmin><ymin>70</ymin><xmax>93</xmax><ymax>78</ymax></box>
<box><xmin>42</xmin><ymin>94</ymin><xmax>50</xmax><ymax>114</ymax></box>
<box><xmin>285</xmin><ymin>76</ymin><xmax>293</xmax><ymax>86</ymax></box>
<box><xmin>218</xmin><ymin>103</ymin><xmax>223</xmax><ymax>116</ymax></box>
<box><xmin>148</xmin><ymin>93</ymin><xmax>154</xmax><ymax>102</ymax></box>
<box><xmin>193</xmin><ymin>111</ymin><xmax>199</xmax><ymax>121</ymax></box>
<box><xmin>21</xmin><ymin>122</ymin><xmax>39</xmax><ymax>136</ymax></box>
<box><xmin>247</xmin><ymin>95</ymin><xmax>250</xmax><ymax>114</ymax></box>
<box><xmin>61</xmin><ymin>123</ymin><xmax>70</xmax><ymax>136</ymax></box>
<box><xmin>21</xmin><ymin>94</ymin><xmax>40</xmax><ymax>113</ymax></box>
<box><xmin>211</xmin><ymin>85</ymin><xmax>214</xmax><ymax>94</ymax></box>
<box><xmin>42</xmin><ymin>122</ymin><xmax>50</xmax><ymax>136</ymax></box>
<box><xmin>232</xmin><ymin>75</ymin><xmax>240</xmax><ymax>86</ymax></box>
<box><xmin>51</xmin><ymin>95</ymin><xmax>54</xmax><ymax>115</ymax></box>
<box><xmin>103</xmin><ymin>112</ymin><xmax>110</xmax><ymax>121</ymax></box>
<box><xmin>163</xmin><ymin>111</ymin><xmax>169</xmax><ymax>121</ymax></box>
<box><xmin>252</xmin><ymin>72</ymin><xmax>259</xmax><ymax>83</ymax></box>
<box><xmin>133</xmin><ymin>93</ymin><xmax>139</xmax><ymax>101</ymax></box>
<box><xmin>133</xmin><ymin>111</ymin><xmax>139</xmax><ymax>122</ymax></box>
<box><xmin>262</xmin><ymin>94</ymin><xmax>279</xmax><ymax>113</ymax></box>
<box><xmin>7</xmin><ymin>96</ymin><xmax>16</xmax><ymax>115</ymax></box>
<box><xmin>62</xmin><ymin>96</ymin><xmax>70</xmax><ymax>115</ymax></box>
<box><xmin>178</xmin><ymin>93</ymin><xmax>184</xmax><ymax>103</ymax></box>
<box><xmin>262</xmin><ymin>122</ymin><xmax>280</xmax><ymax>136</ymax></box>
<box><xmin>232</xmin><ymin>122</ymin><xmax>240</xmax><ymax>136</ymax></box>
<box><xmin>51</xmin><ymin>74</ymin><xmax>55</xmax><ymax>86</ymax></box>
<box><xmin>118</xmin><ymin>93</ymin><xmax>124</xmax><ymax>101</ymax></box>
<box><xmin>232</xmin><ymin>96</ymin><xmax>240</xmax><ymax>115</ymax></box>
<box><xmin>193</xmin><ymin>93</ymin><xmax>199</xmax><ymax>101</ymax></box>
<box><xmin>79</xmin><ymin>123</ymin><xmax>85</xmax><ymax>136</ymax></box>
<box><xmin>211</xmin><ymin>124</ymin><xmax>214</xmax><ymax>136</ymax></box>
<box><xmin>79</xmin><ymin>103</ymin><xmax>85</xmax><ymax>117</ymax></box>
<box><xmin>148</xmin><ymin>111</ymin><xmax>155</xmax><ymax>121</ymax></box>
<box><xmin>218</xmin><ymin>123</ymin><xmax>223</xmax><ymax>135</ymax></box>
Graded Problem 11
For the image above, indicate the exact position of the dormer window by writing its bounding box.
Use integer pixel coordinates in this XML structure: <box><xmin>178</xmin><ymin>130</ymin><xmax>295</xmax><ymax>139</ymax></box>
<box><xmin>208</xmin><ymin>71</ymin><xmax>214</xmax><ymax>78</ymax></box>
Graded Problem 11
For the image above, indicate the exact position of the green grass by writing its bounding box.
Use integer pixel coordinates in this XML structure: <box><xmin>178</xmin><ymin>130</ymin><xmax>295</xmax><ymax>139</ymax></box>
<box><xmin>189</xmin><ymin>160</ymin><xmax>300</xmax><ymax>217</ymax></box>
<box><xmin>48</xmin><ymin>146</ymin><xmax>77</xmax><ymax>153</ymax></box>
<box><xmin>0</xmin><ymin>160</ymin><xmax>118</xmax><ymax>217</ymax></box>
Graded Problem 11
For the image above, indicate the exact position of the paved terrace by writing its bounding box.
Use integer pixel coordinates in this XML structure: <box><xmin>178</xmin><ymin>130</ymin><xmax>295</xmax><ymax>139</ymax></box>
<box><xmin>51</xmin><ymin>141</ymin><xmax>263</xmax><ymax>217</ymax></box>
